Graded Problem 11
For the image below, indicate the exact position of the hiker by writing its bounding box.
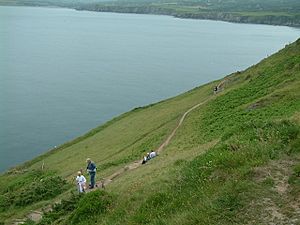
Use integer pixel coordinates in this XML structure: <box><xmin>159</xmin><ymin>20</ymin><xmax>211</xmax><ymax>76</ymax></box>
<box><xmin>149</xmin><ymin>150</ymin><xmax>156</xmax><ymax>159</ymax></box>
<box><xmin>142</xmin><ymin>155</ymin><xmax>147</xmax><ymax>164</ymax></box>
<box><xmin>76</xmin><ymin>171</ymin><xmax>86</xmax><ymax>193</ymax></box>
<box><xmin>214</xmin><ymin>86</ymin><xmax>218</xmax><ymax>94</ymax></box>
<box><xmin>146</xmin><ymin>152</ymin><xmax>151</xmax><ymax>161</ymax></box>
<box><xmin>86</xmin><ymin>158</ymin><xmax>97</xmax><ymax>189</ymax></box>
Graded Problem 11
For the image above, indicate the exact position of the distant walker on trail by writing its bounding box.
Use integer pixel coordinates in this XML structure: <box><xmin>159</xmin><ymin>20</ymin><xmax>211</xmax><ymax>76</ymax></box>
<box><xmin>86</xmin><ymin>158</ymin><xmax>97</xmax><ymax>189</ymax></box>
<box><xmin>142</xmin><ymin>155</ymin><xmax>148</xmax><ymax>164</ymax></box>
<box><xmin>214</xmin><ymin>86</ymin><xmax>218</xmax><ymax>94</ymax></box>
<box><xmin>149</xmin><ymin>150</ymin><xmax>157</xmax><ymax>159</ymax></box>
<box><xmin>141</xmin><ymin>150</ymin><xmax>157</xmax><ymax>164</ymax></box>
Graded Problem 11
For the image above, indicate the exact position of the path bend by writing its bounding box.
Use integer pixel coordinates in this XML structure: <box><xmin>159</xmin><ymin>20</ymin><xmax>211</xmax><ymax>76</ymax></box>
<box><xmin>99</xmin><ymin>97</ymin><xmax>212</xmax><ymax>187</ymax></box>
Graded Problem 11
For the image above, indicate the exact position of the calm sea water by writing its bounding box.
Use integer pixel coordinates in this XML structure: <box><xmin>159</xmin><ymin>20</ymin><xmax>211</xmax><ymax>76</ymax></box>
<box><xmin>0</xmin><ymin>6</ymin><xmax>299</xmax><ymax>172</ymax></box>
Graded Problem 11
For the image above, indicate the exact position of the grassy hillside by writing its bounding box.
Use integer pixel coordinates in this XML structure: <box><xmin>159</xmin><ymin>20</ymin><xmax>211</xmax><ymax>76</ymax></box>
<box><xmin>1</xmin><ymin>38</ymin><xmax>300</xmax><ymax>224</ymax></box>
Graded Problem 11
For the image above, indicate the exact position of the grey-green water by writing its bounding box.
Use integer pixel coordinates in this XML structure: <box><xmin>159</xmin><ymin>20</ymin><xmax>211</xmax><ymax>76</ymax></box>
<box><xmin>0</xmin><ymin>6</ymin><xmax>299</xmax><ymax>172</ymax></box>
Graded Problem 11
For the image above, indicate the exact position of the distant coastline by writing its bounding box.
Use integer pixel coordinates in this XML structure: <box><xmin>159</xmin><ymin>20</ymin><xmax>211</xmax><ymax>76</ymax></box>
<box><xmin>75</xmin><ymin>6</ymin><xmax>300</xmax><ymax>28</ymax></box>
<box><xmin>0</xmin><ymin>2</ymin><xmax>300</xmax><ymax>28</ymax></box>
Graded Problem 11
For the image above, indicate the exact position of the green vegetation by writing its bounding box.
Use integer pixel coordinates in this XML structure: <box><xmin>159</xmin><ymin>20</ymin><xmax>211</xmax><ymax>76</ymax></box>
<box><xmin>39</xmin><ymin>190</ymin><xmax>113</xmax><ymax>224</ymax></box>
<box><xmin>0</xmin><ymin>170</ymin><xmax>69</xmax><ymax>223</ymax></box>
<box><xmin>0</xmin><ymin>39</ymin><xmax>300</xmax><ymax>224</ymax></box>
<box><xmin>77</xmin><ymin>0</ymin><xmax>300</xmax><ymax>27</ymax></box>
<box><xmin>0</xmin><ymin>170</ymin><xmax>68</xmax><ymax>209</ymax></box>
<box><xmin>1</xmin><ymin>0</ymin><xmax>300</xmax><ymax>27</ymax></box>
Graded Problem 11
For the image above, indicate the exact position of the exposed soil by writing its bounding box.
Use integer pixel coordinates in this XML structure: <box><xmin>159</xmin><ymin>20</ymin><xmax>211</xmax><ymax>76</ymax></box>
<box><xmin>251</xmin><ymin>158</ymin><xmax>300</xmax><ymax>225</ymax></box>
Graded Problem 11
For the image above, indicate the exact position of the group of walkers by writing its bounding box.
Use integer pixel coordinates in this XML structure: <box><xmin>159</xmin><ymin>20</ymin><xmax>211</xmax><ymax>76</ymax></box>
<box><xmin>142</xmin><ymin>150</ymin><xmax>157</xmax><ymax>164</ymax></box>
<box><xmin>75</xmin><ymin>158</ymin><xmax>97</xmax><ymax>193</ymax></box>
<box><xmin>76</xmin><ymin>150</ymin><xmax>158</xmax><ymax>193</ymax></box>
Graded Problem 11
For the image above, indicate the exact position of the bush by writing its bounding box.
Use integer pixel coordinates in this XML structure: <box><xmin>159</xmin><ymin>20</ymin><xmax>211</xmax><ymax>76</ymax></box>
<box><xmin>14</xmin><ymin>176</ymin><xmax>67</xmax><ymax>206</ymax></box>
<box><xmin>24</xmin><ymin>219</ymin><xmax>36</xmax><ymax>225</ymax></box>
<box><xmin>293</xmin><ymin>164</ymin><xmax>300</xmax><ymax>177</ymax></box>
<box><xmin>39</xmin><ymin>191</ymin><xmax>82</xmax><ymax>225</ymax></box>
<box><xmin>288</xmin><ymin>164</ymin><xmax>300</xmax><ymax>186</ymax></box>
<box><xmin>68</xmin><ymin>190</ymin><xmax>113</xmax><ymax>224</ymax></box>
<box><xmin>0</xmin><ymin>195</ymin><xmax>9</xmax><ymax>212</ymax></box>
<box><xmin>289</xmin><ymin>136</ymin><xmax>300</xmax><ymax>154</ymax></box>
<box><xmin>39</xmin><ymin>190</ymin><xmax>113</xmax><ymax>225</ymax></box>
<box><xmin>0</xmin><ymin>171</ymin><xmax>68</xmax><ymax>212</ymax></box>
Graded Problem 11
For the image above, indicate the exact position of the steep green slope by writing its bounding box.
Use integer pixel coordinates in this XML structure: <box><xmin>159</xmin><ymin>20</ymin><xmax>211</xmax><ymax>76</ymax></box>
<box><xmin>1</xmin><ymin>39</ymin><xmax>300</xmax><ymax>224</ymax></box>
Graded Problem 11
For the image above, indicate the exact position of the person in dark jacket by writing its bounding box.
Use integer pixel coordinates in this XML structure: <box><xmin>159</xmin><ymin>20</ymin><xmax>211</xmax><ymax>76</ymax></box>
<box><xmin>86</xmin><ymin>158</ymin><xmax>96</xmax><ymax>189</ymax></box>
<box><xmin>142</xmin><ymin>155</ymin><xmax>147</xmax><ymax>164</ymax></box>
<box><xmin>214</xmin><ymin>86</ymin><xmax>218</xmax><ymax>94</ymax></box>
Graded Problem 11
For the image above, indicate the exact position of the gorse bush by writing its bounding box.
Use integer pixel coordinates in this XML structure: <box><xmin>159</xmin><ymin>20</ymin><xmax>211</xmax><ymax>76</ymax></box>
<box><xmin>68</xmin><ymin>190</ymin><xmax>113</xmax><ymax>224</ymax></box>
<box><xmin>3</xmin><ymin>170</ymin><xmax>46</xmax><ymax>194</ymax></box>
<box><xmin>293</xmin><ymin>164</ymin><xmax>300</xmax><ymax>178</ymax></box>
<box><xmin>40</xmin><ymin>190</ymin><xmax>114</xmax><ymax>225</ymax></box>
<box><xmin>0</xmin><ymin>195</ymin><xmax>9</xmax><ymax>212</ymax></box>
<box><xmin>14</xmin><ymin>176</ymin><xmax>67</xmax><ymax>206</ymax></box>
<box><xmin>39</xmin><ymin>191</ymin><xmax>82</xmax><ymax>225</ymax></box>
<box><xmin>0</xmin><ymin>170</ymin><xmax>68</xmax><ymax>211</ymax></box>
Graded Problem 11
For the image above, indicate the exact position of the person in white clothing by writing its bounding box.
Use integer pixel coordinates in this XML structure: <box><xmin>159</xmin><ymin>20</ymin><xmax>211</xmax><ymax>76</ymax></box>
<box><xmin>149</xmin><ymin>150</ymin><xmax>156</xmax><ymax>159</ymax></box>
<box><xmin>76</xmin><ymin>171</ymin><xmax>86</xmax><ymax>193</ymax></box>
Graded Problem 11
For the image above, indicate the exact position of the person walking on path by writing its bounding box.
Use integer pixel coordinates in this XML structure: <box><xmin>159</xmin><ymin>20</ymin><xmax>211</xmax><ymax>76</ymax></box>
<box><xmin>214</xmin><ymin>86</ymin><xmax>218</xmax><ymax>94</ymax></box>
<box><xmin>149</xmin><ymin>150</ymin><xmax>157</xmax><ymax>159</ymax></box>
<box><xmin>86</xmin><ymin>158</ymin><xmax>97</xmax><ymax>189</ymax></box>
<box><xmin>76</xmin><ymin>171</ymin><xmax>86</xmax><ymax>193</ymax></box>
<box><xmin>142</xmin><ymin>155</ymin><xmax>148</xmax><ymax>164</ymax></box>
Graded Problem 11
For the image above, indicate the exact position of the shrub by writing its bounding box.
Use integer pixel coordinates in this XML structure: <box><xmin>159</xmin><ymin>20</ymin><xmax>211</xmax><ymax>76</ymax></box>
<box><xmin>288</xmin><ymin>164</ymin><xmax>300</xmax><ymax>186</ymax></box>
<box><xmin>24</xmin><ymin>219</ymin><xmax>36</xmax><ymax>225</ymax></box>
<box><xmin>14</xmin><ymin>175</ymin><xmax>67</xmax><ymax>206</ymax></box>
<box><xmin>0</xmin><ymin>171</ymin><xmax>69</xmax><ymax>212</ymax></box>
<box><xmin>68</xmin><ymin>190</ymin><xmax>113</xmax><ymax>224</ymax></box>
<box><xmin>0</xmin><ymin>195</ymin><xmax>9</xmax><ymax>212</ymax></box>
<box><xmin>39</xmin><ymin>191</ymin><xmax>82</xmax><ymax>225</ymax></box>
<box><xmin>293</xmin><ymin>164</ymin><xmax>300</xmax><ymax>177</ymax></box>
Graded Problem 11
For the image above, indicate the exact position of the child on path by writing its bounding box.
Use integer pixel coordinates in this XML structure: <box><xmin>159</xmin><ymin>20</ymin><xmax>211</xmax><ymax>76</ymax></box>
<box><xmin>76</xmin><ymin>171</ymin><xmax>86</xmax><ymax>193</ymax></box>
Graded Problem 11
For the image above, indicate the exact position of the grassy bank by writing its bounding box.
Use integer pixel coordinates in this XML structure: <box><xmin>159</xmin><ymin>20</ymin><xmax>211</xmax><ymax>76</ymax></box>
<box><xmin>1</xmin><ymin>39</ymin><xmax>300</xmax><ymax>224</ymax></box>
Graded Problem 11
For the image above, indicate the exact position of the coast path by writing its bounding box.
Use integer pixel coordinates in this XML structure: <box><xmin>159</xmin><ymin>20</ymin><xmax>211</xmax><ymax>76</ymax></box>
<box><xmin>98</xmin><ymin>98</ymin><xmax>210</xmax><ymax>187</ymax></box>
<box><xmin>20</xmin><ymin>79</ymin><xmax>227</xmax><ymax>224</ymax></box>
<box><xmin>93</xmin><ymin>79</ymin><xmax>227</xmax><ymax>188</ymax></box>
